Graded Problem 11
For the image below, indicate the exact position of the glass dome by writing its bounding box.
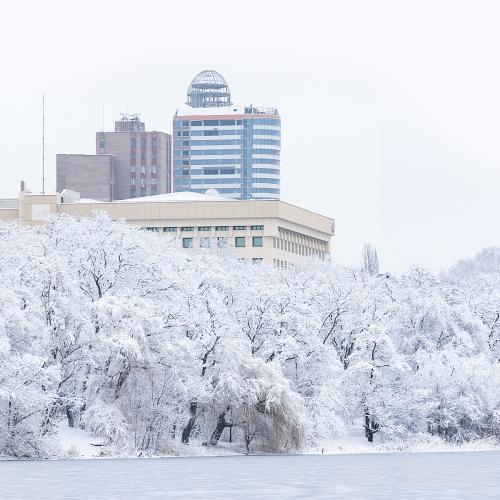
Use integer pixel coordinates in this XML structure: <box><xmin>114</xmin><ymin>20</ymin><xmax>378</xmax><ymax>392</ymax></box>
<box><xmin>187</xmin><ymin>70</ymin><xmax>232</xmax><ymax>108</ymax></box>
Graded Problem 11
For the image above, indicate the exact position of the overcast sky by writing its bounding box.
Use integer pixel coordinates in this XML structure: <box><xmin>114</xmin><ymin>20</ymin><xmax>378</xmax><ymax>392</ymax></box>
<box><xmin>1</xmin><ymin>0</ymin><xmax>499</xmax><ymax>272</ymax></box>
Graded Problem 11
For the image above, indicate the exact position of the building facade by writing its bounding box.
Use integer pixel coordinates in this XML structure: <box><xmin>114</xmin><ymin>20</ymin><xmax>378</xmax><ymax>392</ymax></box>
<box><xmin>0</xmin><ymin>186</ymin><xmax>334</xmax><ymax>268</ymax></box>
<box><xmin>96</xmin><ymin>114</ymin><xmax>172</xmax><ymax>200</ymax></box>
<box><xmin>56</xmin><ymin>154</ymin><xmax>116</xmax><ymax>202</ymax></box>
<box><xmin>173</xmin><ymin>70</ymin><xmax>281</xmax><ymax>200</ymax></box>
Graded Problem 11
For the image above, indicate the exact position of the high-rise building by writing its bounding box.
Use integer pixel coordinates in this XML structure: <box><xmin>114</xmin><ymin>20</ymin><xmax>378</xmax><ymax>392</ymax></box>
<box><xmin>96</xmin><ymin>114</ymin><xmax>172</xmax><ymax>199</ymax></box>
<box><xmin>173</xmin><ymin>70</ymin><xmax>281</xmax><ymax>200</ymax></box>
<box><xmin>56</xmin><ymin>154</ymin><xmax>116</xmax><ymax>202</ymax></box>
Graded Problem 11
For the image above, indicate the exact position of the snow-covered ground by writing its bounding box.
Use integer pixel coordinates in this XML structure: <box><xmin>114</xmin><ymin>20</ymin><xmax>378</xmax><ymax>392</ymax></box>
<box><xmin>56</xmin><ymin>421</ymin><xmax>106</xmax><ymax>459</ymax></box>
<box><xmin>54</xmin><ymin>420</ymin><xmax>499</xmax><ymax>460</ymax></box>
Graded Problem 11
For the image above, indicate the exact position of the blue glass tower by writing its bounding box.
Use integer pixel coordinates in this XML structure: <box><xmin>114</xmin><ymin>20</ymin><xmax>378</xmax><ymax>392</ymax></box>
<box><xmin>173</xmin><ymin>70</ymin><xmax>281</xmax><ymax>200</ymax></box>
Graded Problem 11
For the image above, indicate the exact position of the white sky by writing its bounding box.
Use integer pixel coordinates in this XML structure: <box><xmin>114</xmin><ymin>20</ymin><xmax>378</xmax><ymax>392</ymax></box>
<box><xmin>1</xmin><ymin>0</ymin><xmax>499</xmax><ymax>272</ymax></box>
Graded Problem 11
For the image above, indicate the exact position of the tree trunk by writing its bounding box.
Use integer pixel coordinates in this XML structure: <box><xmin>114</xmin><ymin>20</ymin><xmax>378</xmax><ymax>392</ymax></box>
<box><xmin>66</xmin><ymin>406</ymin><xmax>75</xmax><ymax>428</ymax></box>
<box><xmin>364</xmin><ymin>412</ymin><xmax>379</xmax><ymax>443</ymax></box>
<box><xmin>181</xmin><ymin>401</ymin><xmax>197</xmax><ymax>444</ymax></box>
<box><xmin>208</xmin><ymin>409</ymin><xmax>229</xmax><ymax>447</ymax></box>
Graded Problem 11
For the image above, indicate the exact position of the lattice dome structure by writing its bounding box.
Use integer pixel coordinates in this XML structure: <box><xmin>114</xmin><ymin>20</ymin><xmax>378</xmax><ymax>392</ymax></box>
<box><xmin>187</xmin><ymin>70</ymin><xmax>232</xmax><ymax>108</ymax></box>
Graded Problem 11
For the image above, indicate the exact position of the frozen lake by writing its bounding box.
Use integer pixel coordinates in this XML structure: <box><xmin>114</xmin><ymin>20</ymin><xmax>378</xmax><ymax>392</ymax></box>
<box><xmin>0</xmin><ymin>451</ymin><xmax>499</xmax><ymax>499</ymax></box>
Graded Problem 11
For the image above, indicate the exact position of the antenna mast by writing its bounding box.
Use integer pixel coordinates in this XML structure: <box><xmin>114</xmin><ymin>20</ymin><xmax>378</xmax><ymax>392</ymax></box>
<box><xmin>42</xmin><ymin>93</ymin><xmax>45</xmax><ymax>194</ymax></box>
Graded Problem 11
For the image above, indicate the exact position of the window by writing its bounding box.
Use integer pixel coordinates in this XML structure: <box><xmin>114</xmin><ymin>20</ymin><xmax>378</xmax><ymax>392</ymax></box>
<box><xmin>203</xmin><ymin>130</ymin><xmax>219</xmax><ymax>136</ymax></box>
<box><xmin>145</xmin><ymin>227</ymin><xmax>159</xmax><ymax>232</ymax></box>
<box><xmin>216</xmin><ymin>226</ymin><xmax>229</xmax><ymax>231</ymax></box>
<box><xmin>198</xmin><ymin>226</ymin><xmax>211</xmax><ymax>231</ymax></box>
<box><xmin>252</xmin><ymin>236</ymin><xmax>263</xmax><ymax>247</ymax></box>
<box><xmin>200</xmin><ymin>237</ymin><xmax>211</xmax><ymax>248</ymax></box>
<box><xmin>130</xmin><ymin>178</ymin><xmax>135</xmax><ymax>185</ymax></box>
<box><xmin>182</xmin><ymin>238</ymin><xmax>193</xmax><ymax>248</ymax></box>
<box><xmin>164</xmin><ymin>227</ymin><xmax>177</xmax><ymax>232</ymax></box>
<box><xmin>151</xmin><ymin>178</ymin><xmax>157</xmax><ymax>185</ymax></box>
<box><xmin>181</xmin><ymin>227</ymin><xmax>194</xmax><ymax>232</ymax></box>
<box><xmin>130</xmin><ymin>165</ymin><xmax>136</xmax><ymax>173</ymax></box>
<box><xmin>182</xmin><ymin>160</ymin><xmax>189</xmax><ymax>166</ymax></box>
<box><xmin>190</xmin><ymin>120</ymin><xmax>202</xmax><ymax>126</ymax></box>
<box><xmin>233</xmin><ymin>225</ymin><xmax>247</xmax><ymax>231</ymax></box>
<box><xmin>252</xmin><ymin>258</ymin><xmax>263</xmax><ymax>264</ymax></box>
<box><xmin>141</xmin><ymin>165</ymin><xmax>146</xmax><ymax>174</ymax></box>
<box><xmin>235</xmin><ymin>237</ymin><xmax>246</xmax><ymax>247</ymax></box>
<box><xmin>217</xmin><ymin>237</ymin><xmax>228</xmax><ymax>247</ymax></box>
<box><xmin>182</xmin><ymin>121</ymin><xmax>189</xmax><ymax>126</ymax></box>
<box><xmin>204</xmin><ymin>120</ymin><xmax>219</xmax><ymax>126</ymax></box>
<box><xmin>182</xmin><ymin>150</ymin><xmax>189</xmax><ymax>156</ymax></box>
<box><xmin>220</xmin><ymin>120</ymin><xmax>235</xmax><ymax>126</ymax></box>
<box><xmin>251</xmin><ymin>225</ymin><xmax>264</xmax><ymax>230</ymax></box>
<box><xmin>220</xmin><ymin>168</ymin><xmax>235</xmax><ymax>175</ymax></box>
<box><xmin>151</xmin><ymin>165</ymin><xmax>157</xmax><ymax>174</ymax></box>
<box><xmin>182</xmin><ymin>141</ymin><xmax>189</xmax><ymax>146</ymax></box>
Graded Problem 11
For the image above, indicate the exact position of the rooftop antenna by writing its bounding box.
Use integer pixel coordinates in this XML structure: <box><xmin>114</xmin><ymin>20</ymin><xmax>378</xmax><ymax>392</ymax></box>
<box><xmin>42</xmin><ymin>93</ymin><xmax>45</xmax><ymax>194</ymax></box>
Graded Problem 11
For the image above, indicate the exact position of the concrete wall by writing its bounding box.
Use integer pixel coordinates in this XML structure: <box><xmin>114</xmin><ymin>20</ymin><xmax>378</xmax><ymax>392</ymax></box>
<box><xmin>56</xmin><ymin>154</ymin><xmax>115</xmax><ymax>201</ymax></box>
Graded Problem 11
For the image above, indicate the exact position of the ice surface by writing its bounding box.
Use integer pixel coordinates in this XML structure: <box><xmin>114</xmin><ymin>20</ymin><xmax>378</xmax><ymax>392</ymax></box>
<box><xmin>0</xmin><ymin>452</ymin><xmax>499</xmax><ymax>499</ymax></box>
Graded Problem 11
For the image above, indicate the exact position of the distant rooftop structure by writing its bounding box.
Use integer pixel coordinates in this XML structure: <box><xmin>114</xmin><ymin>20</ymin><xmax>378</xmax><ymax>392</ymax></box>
<box><xmin>187</xmin><ymin>70</ymin><xmax>232</xmax><ymax>108</ymax></box>
<box><xmin>175</xmin><ymin>104</ymin><xmax>279</xmax><ymax>117</ymax></box>
<box><xmin>115</xmin><ymin>113</ymin><xmax>145</xmax><ymax>132</ymax></box>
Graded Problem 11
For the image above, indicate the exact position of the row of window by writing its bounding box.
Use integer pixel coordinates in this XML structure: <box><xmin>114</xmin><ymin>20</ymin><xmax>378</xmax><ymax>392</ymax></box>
<box><xmin>144</xmin><ymin>225</ymin><xmax>263</xmax><ymax>232</ymax></box>
<box><xmin>178</xmin><ymin>225</ymin><xmax>263</xmax><ymax>232</ymax></box>
<box><xmin>191</xmin><ymin>178</ymin><xmax>240</xmax><ymax>185</ymax></box>
<box><xmin>273</xmin><ymin>237</ymin><xmax>326</xmax><ymax>259</ymax></box>
<box><xmin>182</xmin><ymin>236</ymin><xmax>263</xmax><ymax>248</ymax></box>
<box><xmin>174</xmin><ymin>139</ymin><xmax>281</xmax><ymax>147</ymax></box>
<box><xmin>174</xmin><ymin>158</ymin><xmax>280</xmax><ymax>166</ymax></box>
<box><xmin>176</xmin><ymin>119</ymin><xmax>243</xmax><ymax>127</ymax></box>
<box><xmin>130</xmin><ymin>165</ymin><xmax>158</xmax><ymax>173</ymax></box>
<box><xmin>131</xmin><ymin>178</ymin><xmax>157</xmax><ymax>186</ymax></box>
<box><xmin>175</xmin><ymin>129</ymin><xmax>281</xmax><ymax>137</ymax></box>
<box><xmin>188</xmin><ymin>187</ymin><xmax>280</xmax><ymax>195</ymax></box>
<box><xmin>175</xmin><ymin>118</ymin><xmax>280</xmax><ymax>128</ymax></box>
<box><xmin>178</xmin><ymin>168</ymin><xmax>280</xmax><ymax>177</ymax></box>
<box><xmin>186</xmin><ymin>177</ymin><xmax>279</xmax><ymax>186</ymax></box>
<box><xmin>177</xmin><ymin>149</ymin><xmax>280</xmax><ymax>157</ymax></box>
<box><xmin>273</xmin><ymin>259</ymin><xmax>292</xmax><ymax>269</ymax></box>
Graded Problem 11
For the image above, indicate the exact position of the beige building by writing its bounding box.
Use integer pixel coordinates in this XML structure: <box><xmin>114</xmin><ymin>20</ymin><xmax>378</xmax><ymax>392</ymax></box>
<box><xmin>56</xmin><ymin>154</ymin><xmax>116</xmax><ymax>202</ymax></box>
<box><xmin>0</xmin><ymin>185</ymin><xmax>334</xmax><ymax>267</ymax></box>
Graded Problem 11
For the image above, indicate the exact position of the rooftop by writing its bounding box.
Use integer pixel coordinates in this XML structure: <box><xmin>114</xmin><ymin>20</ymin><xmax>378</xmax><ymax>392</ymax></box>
<box><xmin>175</xmin><ymin>104</ymin><xmax>279</xmax><ymax>117</ymax></box>
<box><xmin>187</xmin><ymin>70</ymin><xmax>232</xmax><ymax>108</ymax></box>
<box><xmin>74</xmin><ymin>191</ymin><xmax>231</xmax><ymax>204</ymax></box>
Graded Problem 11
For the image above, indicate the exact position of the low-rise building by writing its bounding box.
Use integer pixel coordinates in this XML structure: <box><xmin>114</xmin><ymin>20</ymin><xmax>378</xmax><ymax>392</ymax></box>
<box><xmin>0</xmin><ymin>184</ymin><xmax>334</xmax><ymax>268</ymax></box>
<box><xmin>56</xmin><ymin>154</ymin><xmax>116</xmax><ymax>202</ymax></box>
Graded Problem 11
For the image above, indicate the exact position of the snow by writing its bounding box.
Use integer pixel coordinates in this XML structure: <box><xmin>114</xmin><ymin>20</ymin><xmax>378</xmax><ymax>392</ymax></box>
<box><xmin>115</xmin><ymin>190</ymin><xmax>231</xmax><ymax>203</ymax></box>
<box><xmin>72</xmin><ymin>191</ymin><xmax>231</xmax><ymax>204</ymax></box>
<box><xmin>75</xmin><ymin>198</ymin><xmax>104</xmax><ymax>204</ymax></box>
<box><xmin>56</xmin><ymin>421</ymin><xmax>105</xmax><ymax>459</ymax></box>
